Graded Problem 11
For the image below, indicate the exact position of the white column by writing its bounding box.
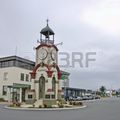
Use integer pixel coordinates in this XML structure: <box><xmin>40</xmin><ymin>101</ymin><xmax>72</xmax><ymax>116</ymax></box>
<box><xmin>8</xmin><ymin>87</ymin><xmax>11</xmax><ymax>105</ymax></box>
<box><xmin>55</xmin><ymin>81</ymin><xmax>59</xmax><ymax>99</ymax></box>
<box><xmin>19</xmin><ymin>88</ymin><xmax>22</xmax><ymax>103</ymax></box>
<box><xmin>31</xmin><ymin>78</ymin><xmax>35</xmax><ymax>90</ymax></box>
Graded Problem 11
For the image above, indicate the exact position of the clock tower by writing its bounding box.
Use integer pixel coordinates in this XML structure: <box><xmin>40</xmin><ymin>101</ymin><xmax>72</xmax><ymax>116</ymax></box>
<box><xmin>30</xmin><ymin>20</ymin><xmax>63</xmax><ymax>107</ymax></box>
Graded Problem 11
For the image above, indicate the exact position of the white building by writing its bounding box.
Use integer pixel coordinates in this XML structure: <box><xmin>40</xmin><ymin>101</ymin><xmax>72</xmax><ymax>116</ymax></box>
<box><xmin>0</xmin><ymin>56</ymin><xmax>35</xmax><ymax>102</ymax></box>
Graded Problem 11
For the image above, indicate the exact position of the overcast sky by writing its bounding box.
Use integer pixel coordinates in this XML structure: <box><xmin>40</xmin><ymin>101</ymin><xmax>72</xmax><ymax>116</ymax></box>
<box><xmin>0</xmin><ymin>0</ymin><xmax>120</xmax><ymax>90</ymax></box>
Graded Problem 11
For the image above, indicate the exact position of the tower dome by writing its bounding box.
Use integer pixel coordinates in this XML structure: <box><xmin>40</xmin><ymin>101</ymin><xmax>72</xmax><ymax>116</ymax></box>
<box><xmin>40</xmin><ymin>24</ymin><xmax>54</xmax><ymax>36</ymax></box>
<box><xmin>40</xmin><ymin>19</ymin><xmax>55</xmax><ymax>44</ymax></box>
<box><xmin>40</xmin><ymin>19</ymin><xmax>54</xmax><ymax>38</ymax></box>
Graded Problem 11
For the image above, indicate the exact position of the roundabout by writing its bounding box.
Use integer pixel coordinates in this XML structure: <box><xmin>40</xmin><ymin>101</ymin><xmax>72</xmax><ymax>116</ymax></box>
<box><xmin>4</xmin><ymin>105</ymin><xmax>87</xmax><ymax>111</ymax></box>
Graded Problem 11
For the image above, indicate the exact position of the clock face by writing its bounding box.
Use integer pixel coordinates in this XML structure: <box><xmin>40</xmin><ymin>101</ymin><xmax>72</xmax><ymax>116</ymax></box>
<box><xmin>39</xmin><ymin>48</ymin><xmax>48</xmax><ymax>60</ymax></box>
<box><xmin>51</xmin><ymin>50</ymin><xmax>56</xmax><ymax>61</ymax></box>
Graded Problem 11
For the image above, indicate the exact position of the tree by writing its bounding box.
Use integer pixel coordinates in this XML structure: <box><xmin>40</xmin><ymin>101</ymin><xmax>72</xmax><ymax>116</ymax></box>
<box><xmin>99</xmin><ymin>86</ymin><xmax>106</xmax><ymax>93</ymax></box>
<box><xmin>99</xmin><ymin>86</ymin><xmax>106</xmax><ymax>97</ymax></box>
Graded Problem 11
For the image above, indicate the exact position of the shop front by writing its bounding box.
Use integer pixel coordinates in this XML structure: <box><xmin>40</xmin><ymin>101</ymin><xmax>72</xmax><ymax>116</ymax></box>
<box><xmin>8</xmin><ymin>83</ymin><xmax>31</xmax><ymax>103</ymax></box>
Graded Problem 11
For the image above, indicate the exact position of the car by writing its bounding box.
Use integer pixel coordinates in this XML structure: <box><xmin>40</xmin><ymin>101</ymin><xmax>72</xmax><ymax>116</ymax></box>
<box><xmin>82</xmin><ymin>96</ymin><xmax>88</xmax><ymax>100</ymax></box>
<box><xmin>82</xmin><ymin>95</ymin><xmax>94</xmax><ymax>100</ymax></box>
<box><xmin>94</xmin><ymin>95</ymin><xmax>101</xmax><ymax>99</ymax></box>
<box><xmin>76</xmin><ymin>96</ymin><xmax>83</xmax><ymax>101</ymax></box>
<box><xmin>117</xmin><ymin>94</ymin><xmax>120</xmax><ymax>97</ymax></box>
<box><xmin>69</xmin><ymin>96</ymin><xmax>74</xmax><ymax>101</ymax></box>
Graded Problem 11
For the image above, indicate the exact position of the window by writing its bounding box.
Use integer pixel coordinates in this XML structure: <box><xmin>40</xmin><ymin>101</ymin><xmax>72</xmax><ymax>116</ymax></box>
<box><xmin>8</xmin><ymin>60</ymin><xmax>14</xmax><ymax>67</ymax></box>
<box><xmin>26</xmin><ymin>74</ymin><xmax>29</xmax><ymax>81</ymax></box>
<box><xmin>51</xmin><ymin>95</ymin><xmax>55</xmax><ymax>99</ymax></box>
<box><xmin>0</xmin><ymin>60</ymin><xmax>15</xmax><ymax>68</ymax></box>
<box><xmin>3</xmin><ymin>72</ymin><xmax>8</xmax><ymax>80</ymax></box>
<box><xmin>2</xmin><ymin>86</ymin><xmax>7</xmax><ymax>95</ymax></box>
<box><xmin>16</xmin><ymin>60</ymin><xmax>33</xmax><ymax>70</ymax></box>
<box><xmin>20</xmin><ymin>73</ymin><xmax>24</xmax><ymax>81</ymax></box>
<box><xmin>1</xmin><ymin>62</ymin><xmax>5</xmax><ymax>67</ymax></box>
<box><xmin>0</xmin><ymin>62</ymin><xmax>1</xmax><ymax>68</ymax></box>
<box><xmin>4</xmin><ymin>61</ymin><xmax>9</xmax><ymax>67</ymax></box>
<box><xmin>45</xmin><ymin>94</ymin><xmax>50</xmax><ymax>99</ymax></box>
<box><xmin>28</xmin><ymin>94</ymin><xmax>33</xmax><ymax>99</ymax></box>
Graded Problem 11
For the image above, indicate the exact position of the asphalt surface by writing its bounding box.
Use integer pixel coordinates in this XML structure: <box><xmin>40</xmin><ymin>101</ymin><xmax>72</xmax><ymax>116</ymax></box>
<box><xmin>0</xmin><ymin>97</ymin><xmax>120</xmax><ymax>120</ymax></box>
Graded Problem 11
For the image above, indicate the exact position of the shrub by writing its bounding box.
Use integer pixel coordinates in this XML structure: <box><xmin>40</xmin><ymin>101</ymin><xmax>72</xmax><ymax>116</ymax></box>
<box><xmin>33</xmin><ymin>104</ymin><xmax>35</xmax><ymax>108</ymax></box>
<box><xmin>69</xmin><ymin>101</ymin><xmax>83</xmax><ymax>106</ymax></box>
<box><xmin>69</xmin><ymin>101</ymin><xmax>73</xmax><ymax>105</ymax></box>
<box><xmin>58</xmin><ymin>104</ymin><xmax>64</xmax><ymax>108</ymax></box>
<box><xmin>0</xmin><ymin>98</ymin><xmax>5</xmax><ymax>102</ymax></box>
<box><xmin>43</xmin><ymin>104</ymin><xmax>47</xmax><ymax>108</ymax></box>
<box><xmin>79</xmin><ymin>102</ymin><xmax>83</xmax><ymax>106</ymax></box>
<box><xmin>39</xmin><ymin>105</ymin><xmax>42</xmax><ymax>108</ymax></box>
<box><xmin>73</xmin><ymin>102</ymin><xmax>76</xmax><ymax>105</ymax></box>
<box><xmin>57</xmin><ymin>100</ymin><xmax>64</xmax><ymax>108</ymax></box>
<box><xmin>12</xmin><ymin>101</ymin><xmax>21</xmax><ymax>107</ymax></box>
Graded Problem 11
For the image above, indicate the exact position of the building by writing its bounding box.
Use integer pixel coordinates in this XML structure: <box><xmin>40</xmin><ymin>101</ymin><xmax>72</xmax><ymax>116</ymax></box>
<box><xmin>0</xmin><ymin>56</ymin><xmax>35</xmax><ymax>102</ymax></box>
<box><xmin>29</xmin><ymin>21</ymin><xmax>69</xmax><ymax>106</ymax></box>
<box><xmin>0</xmin><ymin>56</ymin><xmax>70</xmax><ymax>103</ymax></box>
<box><xmin>62</xmin><ymin>87</ymin><xmax>95</xmax><ymax>100</ymax></box>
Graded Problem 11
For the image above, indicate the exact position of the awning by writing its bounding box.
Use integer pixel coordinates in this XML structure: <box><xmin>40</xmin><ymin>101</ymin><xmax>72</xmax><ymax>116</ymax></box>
<box><xmin>8</xmin><ymin>83</ymin><xmax>31</xmax><ymax>89</ymax></box>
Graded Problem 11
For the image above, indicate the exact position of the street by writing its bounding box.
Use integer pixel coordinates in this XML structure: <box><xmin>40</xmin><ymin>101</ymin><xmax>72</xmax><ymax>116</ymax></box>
<box><xmin>0</xmin><ymin>97</ymin><xmax>120</xmax><ymax>120</ymax></box>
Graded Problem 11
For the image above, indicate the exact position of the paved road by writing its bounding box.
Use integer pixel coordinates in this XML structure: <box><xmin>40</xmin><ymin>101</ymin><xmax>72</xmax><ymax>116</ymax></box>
<box><xmin>0</xmin><ymin>97</ymin><xmax>120</xmax><ymax>120</ymax></box>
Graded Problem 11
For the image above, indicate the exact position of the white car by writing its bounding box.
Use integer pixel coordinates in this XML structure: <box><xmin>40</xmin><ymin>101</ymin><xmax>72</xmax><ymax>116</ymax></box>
<box><xmin>76</xmin><ymin>96</ymin><xmax>83</xmax><ymax>101</ymax></box>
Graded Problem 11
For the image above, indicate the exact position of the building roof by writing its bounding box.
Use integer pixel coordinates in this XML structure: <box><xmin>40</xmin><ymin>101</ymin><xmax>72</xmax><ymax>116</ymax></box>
<box><xmin>40</xmin><ymin>25</ymin><xmax>54</xmax><ymax>36</ymax></box>
<box><xmin>0</xmin><ymin>56</ymin><xmax>35</xmax><ymax>70</ymax></box>
<box><xmin>0</xmin><ymin>56</ymin><xmax>35</xmax><ymax>65</ymax></box>
<box><xmin>40</xmin><ymin>20</ymin><xmax>54</xmax><ymax>36</ymax></box>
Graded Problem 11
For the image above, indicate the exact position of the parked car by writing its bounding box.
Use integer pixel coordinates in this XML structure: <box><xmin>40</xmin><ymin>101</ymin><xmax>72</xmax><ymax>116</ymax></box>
<box><xmin>82</xmin><ymin>95</ymin><xmax>94</xmax><ymax>100</ymax></box>
<box><xmin>94</xmin><ymin>95</ymin><xmax>101</xmax><ymax>99</ymax></box>
<box><xmin>69</xmin><ymin>96</ymin><xmax>74</xmax><ymax>101</ymax></box>
<box><xmin>117</xmin><ymin>94</ymin><xmax>120</xmax><ymax>97</ymax></box>
<box><xmin>87</xmin><ymin>95</ymin><xmax>94</xmax><ymax>100</ymax></box>
<box><xmin>75</xmin><ymin>96</ymin><xmax>83</xmax><ymax>101</ymax></box>
<box><xmin>82</xmin><ymin>96</ymin><xmax>89</xmax><ymax>100</ymax></box>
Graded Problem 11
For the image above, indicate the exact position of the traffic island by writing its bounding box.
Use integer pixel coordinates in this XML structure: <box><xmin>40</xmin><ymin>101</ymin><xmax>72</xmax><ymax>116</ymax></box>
<box><xmin>5</xmin><ymin>101</ymin><xmax>86</xmax><ymax>111</ymax></box>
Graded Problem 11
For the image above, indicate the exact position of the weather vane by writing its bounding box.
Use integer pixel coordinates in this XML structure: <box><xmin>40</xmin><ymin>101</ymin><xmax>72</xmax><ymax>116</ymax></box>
<box><xmin>46</xmin><ymin>18</ymin><xmax>49</xmax><ymax>26</ymax></box>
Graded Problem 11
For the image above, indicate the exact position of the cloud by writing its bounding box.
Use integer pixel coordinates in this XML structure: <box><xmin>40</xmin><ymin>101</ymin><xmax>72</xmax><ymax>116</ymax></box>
<box><xmin>0</xmin><ymin>0</ymin><xmax>120</xmax><ymax>89</ymax></box>
<box><xmin>69</xmin><ymin>70</ymin><xmax>120</xmax><ymax>89</ymax></box>
<box><xmin>80</xmin><ymin>0</ymin><xmax>120</xmax><ymax>36</ymax></box>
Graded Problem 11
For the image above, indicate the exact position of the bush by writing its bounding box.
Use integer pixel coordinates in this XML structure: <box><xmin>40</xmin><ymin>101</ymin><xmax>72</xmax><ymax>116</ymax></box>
<box><xmin>33</xmin><ymin>104</ymin><xmax>35</xmax><ymax>108</ymax></box>
<box><xmin>58</xmin><ymin>104</ymin><xmax>64</xmax><ymax>108</ymax></box>
<box><xmin>57</xmin><ymin>99</ymin><xmax>64</xmax><ymax>108</ymax></box>
<box><xmin>69</xmin><ymin>101</ymin><xmax>73</xmax><ymax>105</ymax></box>
<box><xmin>43</xmin><ymin>104</ymin><xmax>47</xmax><ymax>108</ymax></box>
<box><xmin>0</xmin><ymin>98</ymin><xmax>5</xmax><ymax>102</ymax></box>
<box><xmin>79</xmin><ymin>102</ymin><xmax>83</xmax><ymax>106</ymax></box>
<box><xmin>12</xmin><ymin>102</ymin><xmax>21</xmax><ymax>107</ymax></box>
<box><xmin>39</xmin><ymin>105</ymin><xmax>42</xmax><ymax>108</ymax></box>
<box><xmin>69</xmin><ymin>101</ymin><xmax>83</xmax><ymax>106</ymax></box>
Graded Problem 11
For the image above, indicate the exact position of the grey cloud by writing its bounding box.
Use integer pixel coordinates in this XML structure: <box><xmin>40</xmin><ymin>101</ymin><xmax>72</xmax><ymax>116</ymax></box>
<box><xmin>0</xmin><ymin>0</ymin><xmax>120</xmax><ymax>89</ymax></box>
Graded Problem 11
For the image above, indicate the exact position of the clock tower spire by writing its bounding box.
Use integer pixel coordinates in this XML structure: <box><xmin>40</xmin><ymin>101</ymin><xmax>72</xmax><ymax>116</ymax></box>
<box><xmin>40</xmin><ymin>19</ymin><xmax>55</xmax><ymax>45</ymax></box>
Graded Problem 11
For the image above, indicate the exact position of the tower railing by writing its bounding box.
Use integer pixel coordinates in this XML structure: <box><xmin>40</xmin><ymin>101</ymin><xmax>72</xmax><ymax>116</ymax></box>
<box><xmin>40</xmin><ymin>39</ymin><xmax>54</xmax><ymax>45</ymax></box>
